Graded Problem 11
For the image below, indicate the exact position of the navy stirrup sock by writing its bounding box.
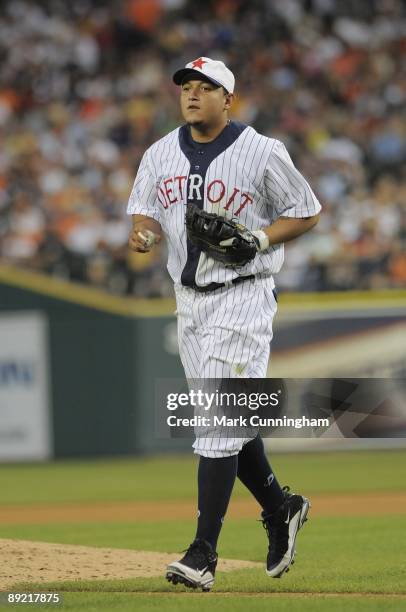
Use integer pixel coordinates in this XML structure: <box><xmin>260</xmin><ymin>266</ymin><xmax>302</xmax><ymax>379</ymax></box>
<box><xmin>195</xmin><ymin>455</ymin><xmax>238</xmax><ymax>549</ymax></box>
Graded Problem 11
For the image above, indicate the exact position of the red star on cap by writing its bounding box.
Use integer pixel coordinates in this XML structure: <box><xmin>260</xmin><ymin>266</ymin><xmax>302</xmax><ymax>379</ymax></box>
<box><xmin>191</xmin><ymin>57</ymin><xmax>207</xmax><ymax>70</ymax></box>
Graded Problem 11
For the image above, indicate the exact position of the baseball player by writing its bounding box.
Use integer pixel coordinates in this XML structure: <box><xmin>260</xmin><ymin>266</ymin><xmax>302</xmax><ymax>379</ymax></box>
<box><xmin>128</xmin><ymin>57</ymin><xmax>321</xmax><ymax>591</ymax></box>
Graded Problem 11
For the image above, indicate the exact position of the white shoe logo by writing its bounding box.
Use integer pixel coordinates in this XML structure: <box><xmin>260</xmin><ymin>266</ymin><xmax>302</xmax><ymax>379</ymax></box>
<box><xmin>284</xmin><ymin>509</ymin><xmax>290</xmax><ymax>524</ymax></box>
<box><xmin>198</xmin><ymin>566</ymin><xmax>208</xmax><ymax>576</ymax></box>
<box><xmin>265</xmin><ymin>473</ymin><xmax>275</xmax><ymax>487</ymax></box>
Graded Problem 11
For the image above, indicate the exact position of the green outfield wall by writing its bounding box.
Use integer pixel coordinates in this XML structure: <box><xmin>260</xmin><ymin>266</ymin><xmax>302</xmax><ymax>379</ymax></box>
<box><xmin>0</xmin><ymin>265</ymin><xmax>186</xmax><ymax>458</ymax></box>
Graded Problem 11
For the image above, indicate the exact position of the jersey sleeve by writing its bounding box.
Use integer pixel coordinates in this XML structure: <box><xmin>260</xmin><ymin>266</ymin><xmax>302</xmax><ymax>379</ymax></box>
<box><xmin>126</xmin><ymin>150</ymin><xmax>161</xmax><ymax>222</ymax></box>
<box><xmin>264</xmin><ymin>141</ymin><xmax>322</xmax><ymax>218</ymax></box>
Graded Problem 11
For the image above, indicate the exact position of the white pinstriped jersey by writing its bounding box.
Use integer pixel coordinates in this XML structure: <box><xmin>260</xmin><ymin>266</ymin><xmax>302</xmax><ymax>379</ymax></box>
<box><xmin>127</xmin><ymin>121</ymin><xmax>321</xmax><ymax>290</ymax></box>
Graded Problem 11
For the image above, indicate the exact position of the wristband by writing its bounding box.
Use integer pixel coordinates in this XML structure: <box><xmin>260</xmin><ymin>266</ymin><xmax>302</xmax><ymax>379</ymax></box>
<box><xmin>251</xmin><ymin>229</ymin><xmax>270</xmax><ymax>252</ymax></box>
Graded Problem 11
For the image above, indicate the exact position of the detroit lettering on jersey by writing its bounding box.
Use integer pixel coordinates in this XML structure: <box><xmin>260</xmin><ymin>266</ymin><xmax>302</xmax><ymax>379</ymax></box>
<box><xmin>158</xmin><ymin>174</ymin><xmax>252</xmax><ymax>215</ymax></box>
<box><xmin>127</xmin><ymin>121</ymin><xmax>322</xmax><ymax>289</ymax></box>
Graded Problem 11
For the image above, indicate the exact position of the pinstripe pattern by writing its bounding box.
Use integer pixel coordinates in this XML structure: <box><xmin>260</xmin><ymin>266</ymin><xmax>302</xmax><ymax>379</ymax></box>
<box><xmin>127</xmin><ymin>125</ymin><xmax>321</xmax><ymax>286</ymax></box>
<box><xmin>175</xmin><ymin>274</ymin><xmax>276</xmax><ymax>457</ymax></box>
<box><xmin>127</xmin><ymin>122</ymin><xmax>321</xmax><ymax>457</ymax></box>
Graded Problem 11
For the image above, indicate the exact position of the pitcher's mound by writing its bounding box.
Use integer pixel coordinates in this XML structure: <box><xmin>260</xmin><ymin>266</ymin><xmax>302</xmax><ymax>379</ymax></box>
<box><xmin>0</xmin><ymin>538</ymin><xmax>261</xmax><ymax>590</ymax></box>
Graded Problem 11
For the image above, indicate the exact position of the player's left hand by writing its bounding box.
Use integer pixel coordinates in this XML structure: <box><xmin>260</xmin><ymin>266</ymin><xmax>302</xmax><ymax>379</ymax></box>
<box><xmin>185</xmin><ymin>204</ymin><xmax>269</xmax><ymax>267</ymax></box>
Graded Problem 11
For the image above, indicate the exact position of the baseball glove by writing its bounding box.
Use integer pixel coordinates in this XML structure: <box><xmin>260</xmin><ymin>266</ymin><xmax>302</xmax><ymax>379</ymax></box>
<box><xmin>185</xmin><ymin>204</ymin><xmax>258</xmax><ymax>268</ymax></box>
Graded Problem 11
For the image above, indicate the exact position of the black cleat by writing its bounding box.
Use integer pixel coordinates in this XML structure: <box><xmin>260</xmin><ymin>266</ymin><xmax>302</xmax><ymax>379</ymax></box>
<box><xmin>166</xmin><ymin>538</ymin><xmax>218</xmax><ymax>592</ymax></box>
<box><xmin>261</xmin><ymin>486</ymin><xmax>310</xmax><ymax>578</ymax></box>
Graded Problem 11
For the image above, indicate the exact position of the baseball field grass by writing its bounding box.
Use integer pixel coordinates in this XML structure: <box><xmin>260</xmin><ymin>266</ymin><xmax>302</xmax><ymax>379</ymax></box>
<box><xmin>1</xmin><ymin>449</ymin><xmax>406</xmax><ymax>611</ymax></box>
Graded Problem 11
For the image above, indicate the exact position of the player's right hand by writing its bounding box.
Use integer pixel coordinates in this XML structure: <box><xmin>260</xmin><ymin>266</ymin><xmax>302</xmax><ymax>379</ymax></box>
<box><xmin>128</xmin><ymin>226</ymin><xmax>161</xmax><ymax>253</ymax></box>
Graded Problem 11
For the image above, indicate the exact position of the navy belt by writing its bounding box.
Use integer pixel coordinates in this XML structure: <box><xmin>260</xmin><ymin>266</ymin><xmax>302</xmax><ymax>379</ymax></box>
<box><xmin>192</xmin><ymin>275</ymin><xmax>255</xmax><ymax>293</ymax></box>
<box><xmin>191</xmin><ymin>277</ymin><xmax>278</xmax><ymax>302</ymax></box>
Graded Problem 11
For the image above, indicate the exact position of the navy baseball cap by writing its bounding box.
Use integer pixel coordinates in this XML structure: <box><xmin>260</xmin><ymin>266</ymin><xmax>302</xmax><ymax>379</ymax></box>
<box><xmin>173</xmin><ymin>57</ymin><xmax>235</xmax><ymax>93</ymax></box>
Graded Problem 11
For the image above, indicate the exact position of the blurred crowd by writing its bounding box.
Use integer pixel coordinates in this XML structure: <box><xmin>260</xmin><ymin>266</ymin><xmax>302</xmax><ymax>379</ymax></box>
<box><xmin>0</xmin><ymin>0</ymin><xmax>405</xmax><ymax>296</ymax></box>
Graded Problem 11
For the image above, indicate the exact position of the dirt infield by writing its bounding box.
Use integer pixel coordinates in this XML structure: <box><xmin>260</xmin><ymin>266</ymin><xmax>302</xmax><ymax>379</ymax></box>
<box><xmin>0</xmin><ymin>492</ymin><xmax>405</xmax><ymax>525</ymax></box>
<box><xmin>0</xmin><ymin>539</ymin><xmax>261</xmax><ymax>591</ymax></box>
